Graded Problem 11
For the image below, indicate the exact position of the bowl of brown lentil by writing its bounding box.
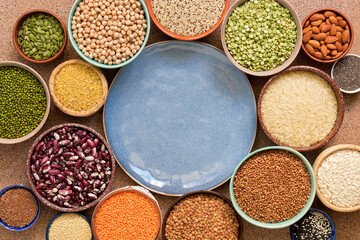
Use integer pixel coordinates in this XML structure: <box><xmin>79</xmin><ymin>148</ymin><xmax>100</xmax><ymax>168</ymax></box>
<box><xmin>313</xmin><ymin>144</ymin><xmax>360</xmax><ymax>212</ymax></box>
<box><xmin>68</xmin><ymin>0</ymin><xmax>150</xmax><ymax>69</ymax></box>
<box><xmin>13</xmin><ymin>9</ymin><xmax>67</xmax><ymax>63</ymax></box>
<box><xmin>162</xmin><ymin>190</ymin><xmax>243</xmax><ymax>239</ymax></box>
<box><xmin>147</xmin><ymin>0</ymin><xmax>230</xmax><ymax>40</ymax></box>
<box><xmin>49</xmin><ymin>59</ymin><xmax>108</xmax><ymax>117</ymax></box>
<box><xmin>229</xmin><ymin>146</ymin><xmax>316</xmax><ymax>229</ymax></box>
<box><xmin>0</xmin><ymin>61</ymin><xmax>50</xmax><ymax>144</ymax></box>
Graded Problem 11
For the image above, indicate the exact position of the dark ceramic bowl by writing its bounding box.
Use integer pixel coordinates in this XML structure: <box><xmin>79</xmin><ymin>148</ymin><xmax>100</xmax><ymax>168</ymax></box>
<box><xmin>258</xmin><ymin>66</ymin><xmax>344</xmax><ymax>152</ymax></box>
<box><xmin>13</xmin><ymin>9</ymin><xmax>67</xmax><ymax>64</ymax></box>
<box><xmin>26</xmin><ymin>123</ymin><xmax>116</xmax><ymax>212</ymax></box>
<box><xmin>302</xmin><ymin>8</ymin><xmax>354</xmax><ymax>63</ymax></box>
<box><xmin>0</xmin><ymin>184</ymin><xmax>40</xmax><ymax>231</ymax></box>
<box><xmin>161</xmin><ymin>190</ymin><xmax>243</xmax><ymax>239</ymax></box>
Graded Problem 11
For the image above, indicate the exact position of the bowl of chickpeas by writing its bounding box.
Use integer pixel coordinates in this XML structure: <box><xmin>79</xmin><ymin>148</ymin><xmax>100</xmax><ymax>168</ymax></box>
<box><xmin>68</xmin><ymin>0</ymin><xmax>150</xmax><ymax>69</ymax></box>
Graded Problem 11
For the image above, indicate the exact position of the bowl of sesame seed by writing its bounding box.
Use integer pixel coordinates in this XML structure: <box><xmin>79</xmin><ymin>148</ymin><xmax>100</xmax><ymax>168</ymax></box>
<box><xmin>147</xmin><ymin>0</ymin><xmax>230</xmax><ymax>40</ymax></box>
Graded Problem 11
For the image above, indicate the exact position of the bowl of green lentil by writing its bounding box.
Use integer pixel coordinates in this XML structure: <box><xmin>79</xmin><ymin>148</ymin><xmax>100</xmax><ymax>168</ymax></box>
<box><xmin>229</xmin><ymin>146</ymin><xmax>316</xmax><ymax>229</ymax></box>
<box><xmin>221</xmin><ymin>0</ymin><xmax>302</xmax><ymax>76</ymax></box>
<box><xmin>0</xmin><ymin>61</ymin><xmax>50</xmax><ymax>144</ymax></box>
<box><xmin>13</xmin><ymin>9</ymin><xmax>67</xmax><ymax>63</ymax></box>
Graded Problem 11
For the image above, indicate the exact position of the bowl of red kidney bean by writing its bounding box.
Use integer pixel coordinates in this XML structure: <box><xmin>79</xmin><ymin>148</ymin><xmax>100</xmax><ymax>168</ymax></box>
<box><xmin>26</xmin><ymin>123</ymin><xmax>116</xmax><ymax>212</ymax></box>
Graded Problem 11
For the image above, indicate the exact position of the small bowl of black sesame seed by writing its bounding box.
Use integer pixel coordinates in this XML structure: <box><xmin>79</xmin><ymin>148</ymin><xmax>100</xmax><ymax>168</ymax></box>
<box><xmin>331</xmin><ymin>54</ymin><xmax>360</xmax><ymax>94</ymax></box>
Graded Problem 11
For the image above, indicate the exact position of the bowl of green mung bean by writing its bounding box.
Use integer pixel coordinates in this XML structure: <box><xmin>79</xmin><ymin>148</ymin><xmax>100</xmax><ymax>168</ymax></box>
<box><xmin>13</xmin><ymin>9</ymin><xmax>67</xmax><ymax>63</ymax></box>
<box><xmin>0</xmin><ymin>61</ymin><xmax>50</xmax><ymax>144</ymax></box>
<box><xmin>221</xmin><ymin>0</ymin><xmax>302</xmax><ymax>76</ymax></box>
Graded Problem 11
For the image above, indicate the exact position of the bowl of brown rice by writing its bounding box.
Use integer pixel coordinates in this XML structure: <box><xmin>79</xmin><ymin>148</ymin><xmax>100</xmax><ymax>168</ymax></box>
<box><xmin>258</xmin><ymin>66</ymin><xmax>344</xmax><ymax>151</ymax></box>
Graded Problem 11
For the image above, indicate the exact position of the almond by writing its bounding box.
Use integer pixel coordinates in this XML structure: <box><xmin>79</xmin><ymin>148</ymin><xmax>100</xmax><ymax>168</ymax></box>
<box><xmin>345</xmin><ymin>25</ymin><xmax>349</xmax><ymax>30</ymax></box>
<box><xmin>314</xmin><ymin>32</ymin><xmax>327</xmax><ymax>41</ymax></box>
<box><xmin>336</xmin><ymin>32</ymin><xmax>342</xmax><ymax>43</ymax></box>
<box><xmin>329</xmin><ymin>16</ymin><xmax>338</xmax><ymax>25</ymax></box>
<box><xmin>333</xmin><ymin>51</ymin><xmax>343</xmax><ymax>59</ymax></box>
<box><xmin>330</xmin><ymin>24</ymin><xmax>337</xmax><ymax>36</ymax></box>
<box><xmin>314</xmin><ymin>52</ymin><xmax>325</xmax><ymax>59</ymax></box>
<box><xmin>342</xmin><ymin>43</ymin><xmax>349</xmax><ymax>52</ymax></box>
<box><xmin>326</xmin><ymin>44</ymin><xmax>337</xmax><ymax>50</ymax></box>
<box><xmin>305</xmin><ymin>44</ymin><xmax>315</xmax><ymax>55</ymax></box>
<box><xmin>311</xmin><ymin>19</ymin><xmax>323</xmax><ymax>26</ymax></box>
<box><xmin>324</xmin><ymin>11</ymin><xmax>336</xmax><ymax>18</ymax></box>
<box><xmin>305</xmin><ymin>20</ymin><xmax>310</xmax><ymax>28</ymax></box>
<box><xmin>325</xmin><ymin>56</ymin><xmax>332</xmax><ymax>60</ymax></box>
<box><xmin>302</xmin><ymin>31</ymin><xmax>312</xmax><ymax>43</ymax></box>
<box><xmin>334</xmin><ymin>42</ymin><xmax>343</xmax><ymax>52</ymax></box>
<box><xmin>320</xmin><ymin>41</ymin><xmax>325</xmax><ymax>45</ymax></box>
<box><xmin>336</xmin><ymin>16</ymin><xmax>343</xmax><ymax>21</ymax></box>
<box><xmin>320</xmin><ymin>24</ymin><xmax>331</xmax><ymax>33</ymax></box>
<box><xmin>309</xmin><ymin>13</ymin><xmax>323</xmax><ymax>21</ymax></box>
<box><xmin>326</xmin><ymin>19</ymin><xmax>331</xmax><ymax>25</ymax></box>
<box><xmin>308</xmin><ymin>40</ymin><xmax>320</xmax><ymax>49</ymax></box>
<box><xmin>311</xmin><ymin>27</ymin><xmax>320</xmax><ymax>34</ymax></box>
<box><xmin>325</xmin><ymin>36</ymin><xmax>338</xmax><ymax>44</ymax></box>
<box><xmin>331</xmin><ymin>50</ymin><xmax>338</xmax><ymax>56</ymax></box>
<box><xmin>303</xmin><ymin>26</ymin><xmax>312</xmax><ymax>34</ymax></box>
<box><xmin>320</xmin><ymin>45</ymin><xmax>328</xmax><ymax>56</ymax></box>
<box><xmin>342</xmin><ymin>30</ymin><xmax>350</xmax><ymax>43</ymax></box>
<box><xmin>338</xmin><ymin>20</ymin><xmax>347</xmax><ymax>28</ymax></box>
<box><xmin>336</xmin><ymin>26</ymin><xmax>344</xmax><ymax>32</ymax></box>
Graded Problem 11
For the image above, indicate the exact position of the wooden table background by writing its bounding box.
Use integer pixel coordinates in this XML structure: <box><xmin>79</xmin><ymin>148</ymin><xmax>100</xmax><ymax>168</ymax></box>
<box><xmin>0</xmin><ymin>0</ymin><xmax>359</xmax><ymax>239</ymax></box>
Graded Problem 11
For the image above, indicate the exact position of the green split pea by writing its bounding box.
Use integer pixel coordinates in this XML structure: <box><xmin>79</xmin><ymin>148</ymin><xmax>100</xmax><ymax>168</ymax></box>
<box><xmin>225</xmin><ymin>0</ymin><xmax>297</xmax><ymax>72</ymax></box>
<box><xmin>0</xmin><ymin>67</ymin><xmax>47</xmax><ymax>139</ymax></box>
<box><xmin>18</xmin><ymin>13</ymin><xmax>64</xmax><ymax>61</ymax></box>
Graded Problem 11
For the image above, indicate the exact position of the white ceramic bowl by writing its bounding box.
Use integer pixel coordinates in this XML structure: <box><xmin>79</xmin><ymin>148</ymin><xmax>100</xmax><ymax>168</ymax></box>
<box><xmin>331</xmin><ymin>54</ymin><xmax>360</xmax><ymax>94</ymax></box>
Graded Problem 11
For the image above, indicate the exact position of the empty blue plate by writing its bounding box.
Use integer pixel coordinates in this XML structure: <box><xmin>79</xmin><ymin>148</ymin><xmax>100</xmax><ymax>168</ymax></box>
<box><xmin>104</xmin><ymin>41</ymin><xmax>256</xmax><ymax>195</ymax></box>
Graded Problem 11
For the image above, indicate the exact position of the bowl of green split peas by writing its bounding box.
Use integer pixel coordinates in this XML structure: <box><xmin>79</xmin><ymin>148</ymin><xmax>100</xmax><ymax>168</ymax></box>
<box><xmin>221</xmin><ymin>0</ymin><xmax>302</xmax><ymax>76</ymax></box>
<box><xmin>0</xmin><ymin>61</ymin><xmax>50</xmax><ymax>144</ymax></box>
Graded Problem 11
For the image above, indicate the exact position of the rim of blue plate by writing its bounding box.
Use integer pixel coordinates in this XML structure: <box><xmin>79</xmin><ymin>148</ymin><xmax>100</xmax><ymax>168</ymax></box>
<box><xmin>229</xmin><ymin>146</ymin><xmax>317</xmax><ymax>229</ymax></box>
<box><xmin>46</xmin><ymin>212</ymin><xmax>93</xmax><ymax>240</ymax></box>
<box><xmin>0</xmin><ymin>184</ymin><xmax>40</xmax><ymax>231</ymax></box>
<box><xmin>103</xmin><ymin>40</ymin><xmax>257</xmax><ymax>196</ymax></box>
<box><xmin>67</xmin><ymin>0</ymin><xmax>151</xmax><ymax>69</ymax></box>
<box><xmin>289</xmin><ymin>208</ymin><xmax>336</xmax><ymax>240</ymax></box>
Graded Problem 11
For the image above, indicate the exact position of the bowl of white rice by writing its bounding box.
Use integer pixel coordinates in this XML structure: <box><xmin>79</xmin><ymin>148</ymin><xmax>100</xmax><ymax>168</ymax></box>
<box><xmin>258</xmin><ymin>66</ymin><xmax>344</xmax><ymax>152</ymax></box>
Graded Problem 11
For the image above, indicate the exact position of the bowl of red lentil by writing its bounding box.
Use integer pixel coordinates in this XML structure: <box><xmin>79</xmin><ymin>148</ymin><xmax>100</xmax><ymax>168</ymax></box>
<box><xmin>0</xmin><ymin>184</ymin><xmax>40</xmax><ymax>231</ymax></box>
<box><xmin>49</xmin><ymin>59</ymin><xmax>108</xmax><ymax>117</ymax></box>
<box><xmin>147</xmin><ymin>0</ymin><xmax>230</xmax><ymax>40</ymax></box>
<box><xmin>229</xmin><ymin>146</ymin><xmax>316</xmax><ymax>229</ymax></box>
<box><xmin>162</xmin><ymin>190</ymin><xmax>243</xmax><ymax>240</ymax></box>
<box><xmin>92</xmin><ymin>186</ymin><xmax>161</xmax><ymax>240</ymax></box>
<box><xmin>26</xmin><ymin>123</ymin><xmax>116</xmax><ymax>212</ymax></box>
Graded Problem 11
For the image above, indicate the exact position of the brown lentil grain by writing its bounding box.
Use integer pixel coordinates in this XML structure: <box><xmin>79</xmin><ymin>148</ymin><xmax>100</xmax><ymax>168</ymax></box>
<box><xmin>54</xmin><ymin>64</ymin><xmax>103</xmax><ymax>112</ymax></box>
<box><xmin>233</xmin><ymin>150</ymin><xmax>311</xmax><ymax>223</ymax></box>
<box><xmin>151</xmin><ymin>0</ymin><xmax>225</xmax><ymax>36</ymax></box>
<box><xmin>48</xmin><ymin>213</ymin><xmax>92</xmax><ymax>240</ymax></box>
<box><xmin>0</xmin><ymin>188</ymin><xmax>38</xmax><ymax>228</ymax></box>
<box><xmin>165</xmin><ymin>194</ymin><xmax>239</xmax><ymax>240</ymax></box>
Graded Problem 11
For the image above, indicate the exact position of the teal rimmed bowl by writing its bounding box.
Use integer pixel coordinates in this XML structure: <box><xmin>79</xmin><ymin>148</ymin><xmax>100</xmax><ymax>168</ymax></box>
<box><xmin>229</xmin><ymin>146</ymin><xmax>316</xmax><ymax>229</ymax></box>
<box><xmin>68</xmin><ymin>0</ymin><xmax>150</xmax><ymax>69</ymax></box>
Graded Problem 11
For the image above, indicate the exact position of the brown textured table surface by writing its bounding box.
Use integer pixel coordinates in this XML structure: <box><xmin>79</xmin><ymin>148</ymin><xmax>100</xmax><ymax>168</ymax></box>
<box><xmin>0</xmin><ymin>0</ymin><xmax>359</xmax><ymax>239</ymax></box>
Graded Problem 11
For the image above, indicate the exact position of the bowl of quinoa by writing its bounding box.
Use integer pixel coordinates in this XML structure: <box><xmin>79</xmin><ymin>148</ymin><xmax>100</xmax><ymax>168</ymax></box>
<box><xmin>147</xmin><ymin>0</ymin><xmax>230</xmax><ymax>40</ymax></box>
<box><xmin>229</xmin><ymin>146</ymin><xmax>316</xmax><ymax>229</ymax></box>
<box><xmin>49</xmin><ymin>59</ymin><xmax>108</xmax><ymax>117</ymax></box>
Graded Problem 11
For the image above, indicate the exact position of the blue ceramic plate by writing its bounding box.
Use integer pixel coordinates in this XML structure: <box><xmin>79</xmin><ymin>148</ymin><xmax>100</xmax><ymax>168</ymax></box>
<box><xmin>104</xmin><ymin>41</ymin><xmax>256</xmax><ymax>195</ymax></box>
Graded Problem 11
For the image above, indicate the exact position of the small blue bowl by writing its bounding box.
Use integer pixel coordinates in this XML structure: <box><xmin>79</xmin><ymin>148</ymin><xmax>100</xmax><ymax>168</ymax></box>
<box><xmin>0</xmin><ymin>184</ymin><xmax>40</xmax><ymax>231</ymax></box>
<box><xmin>46</xmin><ymin>212</ymin><xmax>93</xmax><ymax>240</ymax></box>
<box><xmin>68</xmin><ymin>0</ymin><xmax>151</xmax><ymax>69</ymax></box>
<box><xmin>229</xmin><ymin>146</ymin><xmax>316</xmax><ymax>229</ymax></box>
<box><xmin>290</xmin><ymin>208</ymin><xmax>336</xmax><ymax>240</ymax></box>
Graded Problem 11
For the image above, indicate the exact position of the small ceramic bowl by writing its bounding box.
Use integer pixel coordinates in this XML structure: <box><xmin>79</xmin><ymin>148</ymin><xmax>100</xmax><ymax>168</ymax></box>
<box><xmin>313</xmin><ymin>144</ymin><xmax>360</xmax><ymax>212</ymax></box>
<box><xmin>258</xmin><ymin>66</ymin><xmax>344</xmax><ymax>152</ymax></box>
<box><xmin>13</xmin><ymin>9</ymin><xmax>67</xmax><ymax>64</ymax></box>
<box><xmin>26</xmin><ymin>123</ymin><xmax>116</xmax><ymax>212</ymax></box>
<box><xmin>162</xmin><ymin>190</ymin><xmax>243</xmax><ymax>239</ymax></box>
<box><xmin>0</xmin><ymin>61</ymin><xmax>51</xmax><ymax>144</ymax></box>
<box><xmin>91</xmin><ymin>186</ymin><xmax>162</xmax><ymax>240</ymax></box>
<box><xmin>0</xmin><ymin>184</ymin><xmax>40</xmax><ymax>231</ymax></box>
<box><xmin>46</xmin><ymin>213</ymin><xmax>93</xmax><ymax>240</ymax></box>
<box><xmin>49</xmin><ymin>59</ymin><xmax>108</xmax><ymax>117</ymax></box>
<box><xmin>331</xmin><ymin>54</ymin><xmax>360</xmax><ymax>94</ymax></box>
<box><xmin>229</xmin><ymin>146</ymin><xmax>316</xmax><ymax>229</ymax></box>
<box><xmin>290</xmin><ymin>208</ymin><xmax>336</xmax><ymax>240</ymax></box>
<box><xmin>146</xmin><ymin>0</ymin><xmax>230</xmax><ymax>40</ymax></box>
<box><xmin>302</xmin><ymin>8</ymin><xmax>354</xmax><ymax>63</ymax></box>
<box><xmin>68</xmin><ymin>0</ymin><xmax>150</xmax><ymax>69</ymax></box>
<box><xmin>221</xmin><ymin>0</ymin><xmax>302</xmax><ymax>76</ymax></box>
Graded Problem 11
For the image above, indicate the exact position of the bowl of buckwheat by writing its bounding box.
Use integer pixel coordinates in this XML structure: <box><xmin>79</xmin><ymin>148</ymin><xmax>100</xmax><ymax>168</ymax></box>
<box><xmin>68</xmin><ymin>0</ymin><xmax>150</xmax><ymax>68</ymax></box>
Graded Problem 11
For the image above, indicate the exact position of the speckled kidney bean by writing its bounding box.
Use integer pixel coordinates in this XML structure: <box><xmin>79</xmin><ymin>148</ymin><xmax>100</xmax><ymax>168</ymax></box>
<box><xmin>30</xmin><ymin>126</ymin><xmax>113</xmax><ymax>208</ymax></box>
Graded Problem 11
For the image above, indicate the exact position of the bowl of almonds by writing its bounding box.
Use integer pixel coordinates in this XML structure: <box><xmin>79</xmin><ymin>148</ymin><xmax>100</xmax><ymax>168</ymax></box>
<box><xmin>302</xmin><ymin>8</ymin><xmax>354</xmax><ymax>62</ymax></box>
